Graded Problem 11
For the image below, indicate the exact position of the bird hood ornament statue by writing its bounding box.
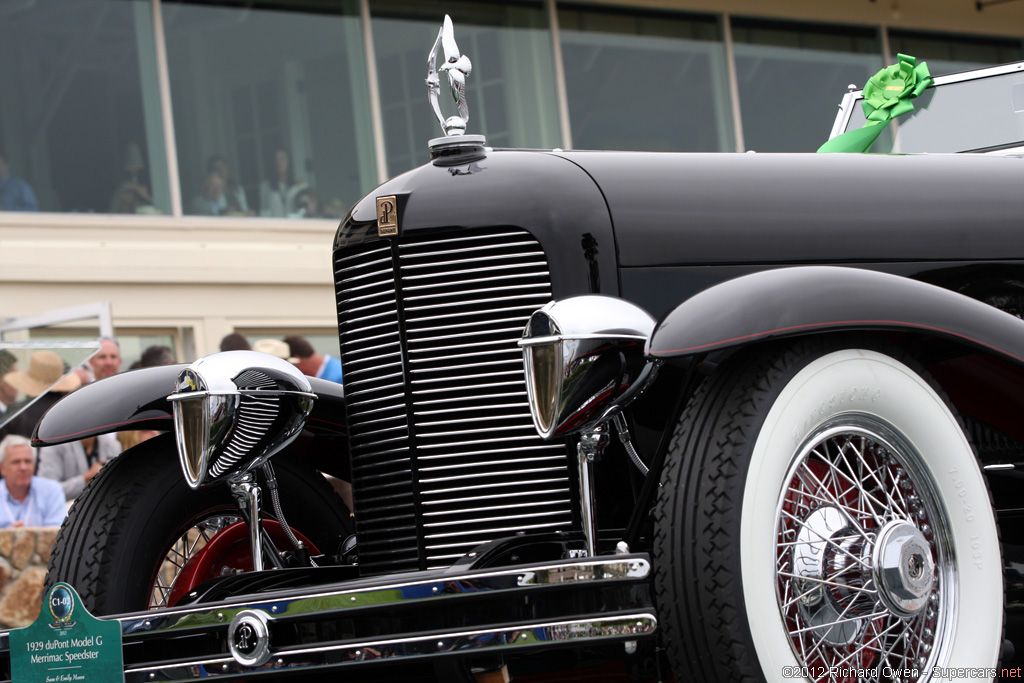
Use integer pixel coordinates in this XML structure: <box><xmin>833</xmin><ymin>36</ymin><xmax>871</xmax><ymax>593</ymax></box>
<box><xmin>427</xmin><ymin>15</ymin><xmax>472</xmax><ymax>137</ymax></box>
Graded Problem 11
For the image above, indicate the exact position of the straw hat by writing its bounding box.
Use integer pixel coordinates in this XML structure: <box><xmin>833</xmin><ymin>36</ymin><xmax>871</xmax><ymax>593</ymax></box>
<box><xmin>252</xmin><ymin>339</ymin><xmax>298</xmax><ymax>364</ymax></box>
<box><xmin>2</xmin><ymin>350</ymin><xmax>82</xmax><ymax>397</ymax></box>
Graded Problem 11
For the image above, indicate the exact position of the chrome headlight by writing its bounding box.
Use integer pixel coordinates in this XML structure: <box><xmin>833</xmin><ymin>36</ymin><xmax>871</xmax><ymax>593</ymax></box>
<box><xmin>168</xmin><ymin>351</ymin><xmax>317</xmax><ymax>489</ymax></box>
<box><xmin>519</xmin><ymin>296</ymin><xmax>656</xmax><ymax>439</ymax></box>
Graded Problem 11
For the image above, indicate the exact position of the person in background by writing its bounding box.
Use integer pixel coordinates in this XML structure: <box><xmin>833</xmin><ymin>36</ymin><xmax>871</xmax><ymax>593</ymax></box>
<box><xmin>220</xmin><ymin>333</ymin><xmax>251</xmax><ymax>352</ymax></box>
<box><xmin>0</xmin><ymin>149</ymin><xmax>39</xmax><ymax>212</ymax></box>
<box><xmin>37</xmin><ymin>432</ymin><xmax>120</xmax><ymax>501</ymax></box>
<box><xmin>109</xmin><ymin>142</ymin><xmax>156</xmax><ymax>214</ymax></box>
<box><xmin>90</xmin><ymin>337</ymin><xmax>122</xmax><ymax>382</ymax></box>
<box><xmin>284</xmin><ymin>336</ymin><xmax>342</xmax><ymax>384</ymax></box>
<box><xmin>252</xmin><ymin>339</ymin><xmax>297</xmax><ymax>362</ymax></box>
<box><xmin>0</xmin><ymin>351</ymin><xmax>17</xmax><ymax>419</ymax></box>
<box><xmin>189</xmin><ymin>171</ymin><xmax>226</xmax><ymax>216</ymax></box>
<box><xmin>0</xmin><ymin>435</ymin><xmax>66</xmax><ymax>528</ymax></box>
<box><xmin>293</xmin><ymin>188</ymin><xmax>320</xmax><ymax>218</ymax></box>
<box><xmin>0</xmin><ymin>350</ymin><xmax>81</xmax><ymax>441</ymax></box>
<box><xmin>259</xmin><ymin>148</ymin><xmax>306</xmax><ymax>218</ymax></box>
<box><xmin>206</xmin><ymin>154</ymin><xmax>251</xmax><ymax>215</ymax></box>
<box><xmin>139</xmin><ymin>345</ymin><xmax>175</xmax><ymax>367</ymax></box>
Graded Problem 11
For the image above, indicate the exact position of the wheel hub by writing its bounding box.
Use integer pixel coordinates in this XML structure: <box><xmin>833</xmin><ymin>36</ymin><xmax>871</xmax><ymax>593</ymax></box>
<box><xmin>873</xmin><ymin>520</ymin><xmax>935</xmax><ymax>617</ymax></box>
<box><xmin>792</xmin><ymin>506</ymin><xmax>872</xmax><ymax>646</ymax></box>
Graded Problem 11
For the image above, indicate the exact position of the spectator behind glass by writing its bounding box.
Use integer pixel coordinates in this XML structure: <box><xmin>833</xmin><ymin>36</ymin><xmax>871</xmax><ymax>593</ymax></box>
<box><xmin>90</xmin><ymin>337</ymin><xmax>122</xmax><ymax>382</ymax></box>
<box><xmin>189</xmin><ymin>171</ymin><xmax>226</xmax><ymax>216</ymax></box>
<box><xmin>206</xmin><ymin>154</ymin><xmax>252</xmax><ymax>216</ymax></box>
<box><xmin>220</xmin><ymin>333</ymin><xmax>251</xmax><ymax>352</ymax></box>
<box><xmin>0</xmin><ymin>435</ymin><xmax>67</xmax><ymax>528</ymax></box>
<box><xmin>0</xmin><ymin>149</ymin><xmax>39</xmax><ymax>212</ymax></box>
<box><xmin>294</xmin><ymin>188</ymin><xmax>321</xmax><ymax>218</ymax></box>
<box><xmin>284</xmin><ymin>335</ymin><xmax>342</xmax><ymax>384</ymax></box>
<box><xmin>259</xmin><ymin>148</ymin><xmax>306</xmax><ymax>218</ymax></box>
<box><xmin>109</xmin><ymin>142</ymin><xmax>158</xmax><ymax>214</ymax></box>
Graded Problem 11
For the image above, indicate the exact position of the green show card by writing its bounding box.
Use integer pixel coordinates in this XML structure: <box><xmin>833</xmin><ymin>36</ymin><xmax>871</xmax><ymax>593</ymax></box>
<box><xmin>9</xmin><ymin>583</ymin><xmax>123</xmax><ymax>683</ymax></box>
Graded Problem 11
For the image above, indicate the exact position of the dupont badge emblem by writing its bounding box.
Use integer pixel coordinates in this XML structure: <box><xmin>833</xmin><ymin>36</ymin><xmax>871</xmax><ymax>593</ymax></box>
<box><xmin>376</xmin><ymin>195</ymin><xmax>398</xmax><ymax>237</ymax></box>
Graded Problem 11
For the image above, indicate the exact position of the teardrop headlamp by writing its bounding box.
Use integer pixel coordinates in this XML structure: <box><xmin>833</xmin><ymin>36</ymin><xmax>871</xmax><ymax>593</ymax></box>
<box><xmin>168</xmin><ymin>351</ymin><xmax>317</xmax><ymax>489</ymax></box>
<box><xmin>519</xmin><ymin>296</ymin><xmax>657</xmax><ymax>439</ymax></box>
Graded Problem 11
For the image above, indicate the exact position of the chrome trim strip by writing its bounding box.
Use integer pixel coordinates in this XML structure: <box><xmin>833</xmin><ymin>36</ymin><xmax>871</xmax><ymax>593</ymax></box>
<box><xmin>409</xmin><ymin>358</ymin><xmax>521</xmax><ymax>373</ymax></box>
<box><xmin>418</xmin><ymin>444</ymin><xmax>563</xmax><ymax>462</ymax></box>
<box><xmin>109</xmin><ymin>556</ymin><xmax>651</xmax><ymax>644</ymax></box>
<box><xmin>399</xmin><ymin>242</ymin><xmax>541</xmax><ymax>260</ymax></box>
<box><xmin>424</xmin><ymin>509</ymin><xmax>572</xmax><ymax>529</ymax></box>
<box><xmin>397</xmin><ymin>230</ymin><xmax>530</xmax><ymax>249</ymax></box>
<box><xmin>406</xmin><ymin>294</ymin><xmax>550</xmax><ymax>312</ymax></box>
<box><xmin>983</xmin><ymin>463</ymin><xmax>1015</xmax><ymax>471</ymax></box>
<box><xmin>423</xmin><ymin>486</ymin><xmax>569</xmax><ymax>506</ymax></box>
<box><xmin>422</xmin><ymin>498</ymin><xmax>568</xmax><ymax>517</ymax></box>
<box><xmin>405</xmin><ymin>304</ymin><xmax>542</xmax><ymax>324</ymax></box>
<box><xmin>404</xmin><ymin>283</ymin><xmax>550</xmax><ymax>303</ymax></box>
<box><xmin>417</xmin><ymin>435</ymin><xmax>557</xmax><ymax>451</ymax></box>
<box><xmin>518</xmin><ymin>333</ymin><xmax>648</xmax><ymax>346</ymax></box>
<box><xmin>411</xmin><ymin>380</ymin><xmax>524</xmax><ymax>396</ymax></box>
<box><xmin>168</xmin><ymin>389</ymin><xmax>316</xmax><ymax>402</ymax></box>
<box><xmin>422</xmin><ymin>477</ymin><xmax>571</xmax><ymax>497</ymax></box>
<box><xmin>416</xmin><ymin>401</ymin><xmax>529</xmax><ymax>415</ymax></box>
<box><xmin>419</xmin><ymin>466</ymin><xmax>568</xmax><ymax>484</ymax></box>
<box><xmin>419</xmin><ymin>456</ymin><xmax>565</xmax><ymax>473</ymax></box>
<box><xmin>403</xmin><ymin>271</ymin><xmax>549</xmax><ymax>292</ymax></box>
<box><xmin>416</xmin><ymin>413</ymin><xmax>535</xmax><ymax>428</ymax></box>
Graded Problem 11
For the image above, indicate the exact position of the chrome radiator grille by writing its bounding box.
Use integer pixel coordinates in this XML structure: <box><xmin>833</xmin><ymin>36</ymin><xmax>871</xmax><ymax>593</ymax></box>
<box><xmin>334</xmin><ymin>228</ymin><xmax>573</xmax><ymax>574</ymax></box>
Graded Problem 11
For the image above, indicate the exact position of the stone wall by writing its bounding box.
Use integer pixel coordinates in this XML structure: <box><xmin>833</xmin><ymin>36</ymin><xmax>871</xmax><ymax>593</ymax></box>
<box><xmin>0</xmin><ymin>528</ymin><xmax>58</xmax><ymax>629</ymax></box>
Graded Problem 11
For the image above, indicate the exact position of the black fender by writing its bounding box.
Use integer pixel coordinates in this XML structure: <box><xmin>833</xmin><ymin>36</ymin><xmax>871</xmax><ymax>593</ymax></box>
<box><xmin>647</xmin><ymin>266</ymin><xmax>1024</xmax><ymax>367</ymax></box>
<box><xmin>32</xmin><ymin>364</ymin><xmax>349</xmax><ymax>448</ymax></box>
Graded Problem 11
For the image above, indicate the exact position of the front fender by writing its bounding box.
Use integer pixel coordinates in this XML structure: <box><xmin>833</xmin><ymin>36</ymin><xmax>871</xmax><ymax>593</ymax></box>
<box><xmin>647</xmin><ymin>266</ymin><xmax>1024</xmax><ymax>366</ymax></box>
<box><xmin>33</xmin><ymin>364</ymin><xmax>348</xmax><ymax>447</ymax></box>
<box><xmin>33</xmin><ymin>365</ymin><xmax>184</xmax><ymax>446</ymax></box>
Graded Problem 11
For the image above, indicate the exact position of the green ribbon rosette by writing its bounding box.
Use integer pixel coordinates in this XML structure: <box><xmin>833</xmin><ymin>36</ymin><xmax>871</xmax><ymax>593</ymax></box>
<box><xmin>817</xmin><ymin>53</ymin><xmax>933</xmax><ymax>154</ymax></box>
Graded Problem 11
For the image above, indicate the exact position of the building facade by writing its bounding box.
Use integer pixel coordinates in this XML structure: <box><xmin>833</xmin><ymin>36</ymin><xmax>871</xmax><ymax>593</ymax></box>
<box><xmin>2</xmin><ymin>0</ymin><xmax>1022</xmax><ymax>364</ymax></box>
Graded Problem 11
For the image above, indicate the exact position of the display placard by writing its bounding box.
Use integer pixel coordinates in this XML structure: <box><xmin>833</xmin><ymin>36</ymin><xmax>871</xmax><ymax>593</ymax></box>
<box><xmin>9</xmin><ymin>583</ymin><xmax>123</xmax><ymax>683</ymax></box>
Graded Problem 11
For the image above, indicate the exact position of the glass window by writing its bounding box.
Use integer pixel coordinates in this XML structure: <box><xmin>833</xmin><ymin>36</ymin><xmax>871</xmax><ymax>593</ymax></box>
<box><xmin>22</xmin><ymin>328</ymin><xmax>178</xmax><ymax>371</ymax></box>
<box><xmin>371</xmin><ymin>0</ymin><xmax>561</xmax><ymax>174</ymax></box>
<box><xmin>732</xmin><ymin>18</ymin><xmax>883</xmax><ymax>152</ymax></box>
<box><xmin>0</xmin><ymin>0</ymin><xmax>170</xmax><ymax>214</ymax></box>
<box><xmin>559</xmin><ymin>7</ymin><xmax>733</xmax><ymax>152</ymax></box>
<box><xmin>889</xmin><ymin>30</ymin><xmax>1023</xmax><ymax>77</ymax></box>
<box><xmin>162</xmin><ymin>0</ymin><xmax>375</xmax><ymax>219</ymax></box>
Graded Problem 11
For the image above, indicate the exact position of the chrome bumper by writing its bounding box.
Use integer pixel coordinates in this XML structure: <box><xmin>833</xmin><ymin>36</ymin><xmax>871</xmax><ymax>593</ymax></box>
<box><xmin>4</xmin><ymin>554</ymin><xmax>655</xmax><ymax>682</ymax></box>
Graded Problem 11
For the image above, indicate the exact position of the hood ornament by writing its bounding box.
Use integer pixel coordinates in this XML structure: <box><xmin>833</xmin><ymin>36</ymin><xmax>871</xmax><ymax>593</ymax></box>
<box><xmin>427</xmin><ymin>15</ymin><xmax>472</xmax><ymax>137</ymax></box>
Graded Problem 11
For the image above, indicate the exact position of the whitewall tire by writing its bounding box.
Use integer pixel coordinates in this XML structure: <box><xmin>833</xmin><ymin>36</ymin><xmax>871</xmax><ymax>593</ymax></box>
<box><xmin>654</xmin><ymin>341</ymin><xmax>1002</xmax><ymax>683</ymax></box>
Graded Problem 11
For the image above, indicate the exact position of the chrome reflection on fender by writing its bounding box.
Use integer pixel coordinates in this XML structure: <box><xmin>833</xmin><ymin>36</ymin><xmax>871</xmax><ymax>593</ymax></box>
<box><xmin>518</xmin><ymin>296</ymin><xmax>657</xmax><ymax>440</ymax></box>
<box><xmin>168</xmin><ymin>351</ymin><xmax>317</xmax><ymax>489</ymax></box>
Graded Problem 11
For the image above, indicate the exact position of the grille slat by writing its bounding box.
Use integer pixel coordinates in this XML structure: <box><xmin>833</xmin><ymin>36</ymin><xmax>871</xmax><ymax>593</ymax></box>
<box><xmin>335</xmin><ymin>227</ymin><xmax>572</xmax><ymax>574</ymax></box>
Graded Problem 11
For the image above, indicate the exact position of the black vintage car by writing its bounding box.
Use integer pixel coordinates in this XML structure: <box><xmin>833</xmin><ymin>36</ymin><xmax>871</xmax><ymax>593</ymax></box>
<box><xmin>14</xmin><ymin>22</ymin><xmax>1024</xmax><ymax>683</ymax></box>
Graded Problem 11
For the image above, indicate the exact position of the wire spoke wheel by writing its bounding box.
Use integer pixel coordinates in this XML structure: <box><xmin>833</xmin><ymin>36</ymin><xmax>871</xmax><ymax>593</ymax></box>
<box><xmin>653</xmin><ymin>343</ymin><xmax>1002</xmax><ymax>683</ymax></box>
<box><xmin>151</xmin><ymin>514</ymin><xmax>241</xmax><ymax>608</ymax></box>
<box><xmin>777</xmin><ymin>421</ymin><xmax>949</xmax><ymax>682</ymax></box>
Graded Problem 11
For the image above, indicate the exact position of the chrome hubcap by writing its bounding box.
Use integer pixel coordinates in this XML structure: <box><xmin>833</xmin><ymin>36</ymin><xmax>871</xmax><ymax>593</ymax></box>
<box><xmin>873</xmin><ymin>521</ymin><xmax>935</xmax><ymax>617</ymax></box>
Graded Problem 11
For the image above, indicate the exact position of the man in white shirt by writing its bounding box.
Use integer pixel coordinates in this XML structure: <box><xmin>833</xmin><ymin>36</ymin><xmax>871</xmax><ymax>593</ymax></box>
<box><xmin>0</xmin><ymin>435</ymin><xmax>67</xmax><ymax>528</ymax></box>
<box><xmin>38</xmin><ymin>433</ymin><xmax>120</xmax><ymax>500</ymax></box>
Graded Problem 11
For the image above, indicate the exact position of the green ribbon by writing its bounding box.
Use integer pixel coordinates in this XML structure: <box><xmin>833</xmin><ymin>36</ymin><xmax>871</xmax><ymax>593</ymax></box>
<box><xmin>817</xmin><ymin>53</ymin><xmax>933</xmax><ymax>154</ymax></box>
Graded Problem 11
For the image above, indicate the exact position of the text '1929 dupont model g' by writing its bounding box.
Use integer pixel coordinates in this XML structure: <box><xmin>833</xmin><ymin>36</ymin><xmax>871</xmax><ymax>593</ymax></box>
<box><xmin>11</xmin><ymin>15</ymin><xmax>1024</xmax><ymax>683</ymax></box>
